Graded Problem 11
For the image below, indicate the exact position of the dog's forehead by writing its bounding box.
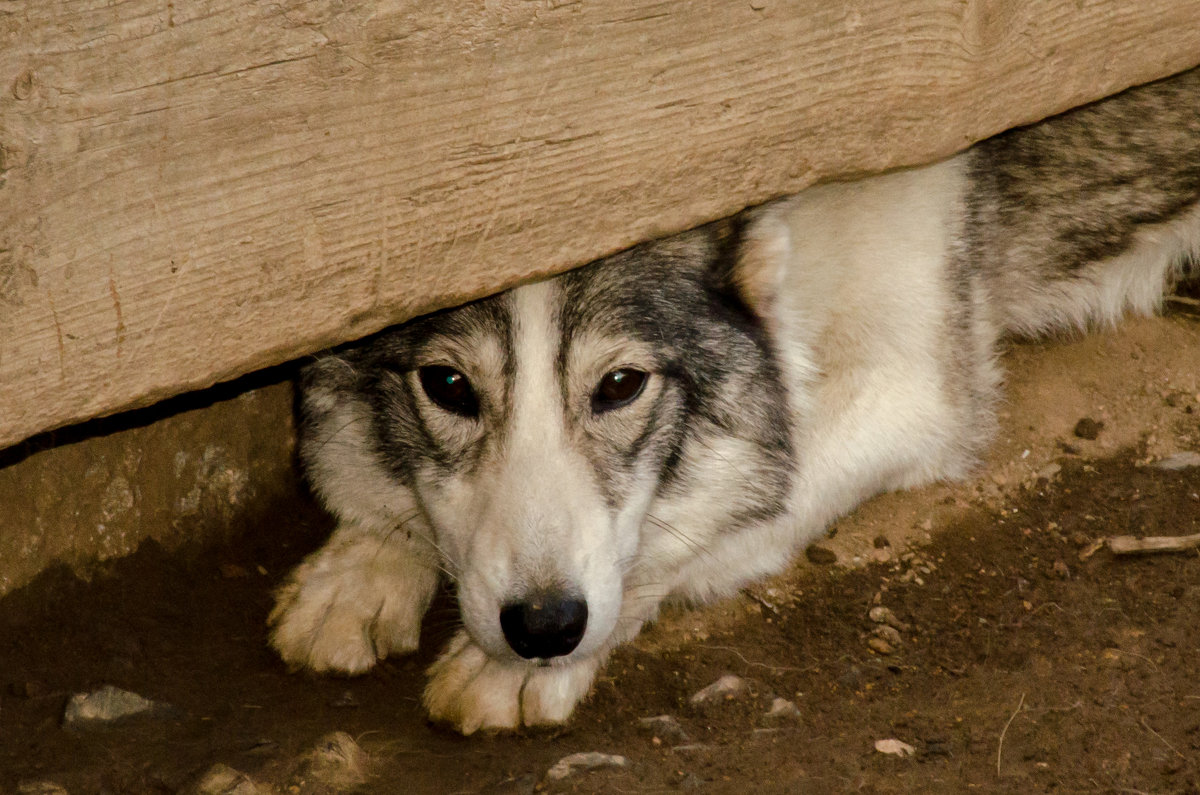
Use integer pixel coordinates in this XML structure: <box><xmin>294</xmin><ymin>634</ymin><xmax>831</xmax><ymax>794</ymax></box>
<box><xmin>558</xmin><ymin>231</ymin><xmax>718</xmax><ymax>336</ymax></box>
<box><xmin>414</xmin><ymin>293</ymin><xmax>513</xmax><ymax>349</ymax></box>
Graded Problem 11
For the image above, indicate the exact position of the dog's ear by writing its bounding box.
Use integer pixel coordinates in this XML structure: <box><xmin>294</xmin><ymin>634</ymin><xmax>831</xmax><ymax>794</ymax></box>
<box><xmin>710</xmin><ymin>206</ymin><xmax>791</xmax><ymax>326</ymax></box>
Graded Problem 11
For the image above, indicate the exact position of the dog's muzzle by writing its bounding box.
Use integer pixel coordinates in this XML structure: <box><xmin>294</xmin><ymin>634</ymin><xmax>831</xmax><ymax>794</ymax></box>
<box><xmin>499</xmin><ymin>590</ymin><xmax>588</xmax><ymax>660</ymax></box>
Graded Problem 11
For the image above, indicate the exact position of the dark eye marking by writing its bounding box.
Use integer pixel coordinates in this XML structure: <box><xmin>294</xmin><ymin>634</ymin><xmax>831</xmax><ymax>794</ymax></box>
<box><xmin>418</xmin><ymin>366</ymin><xmax>479</xmax><ymax>418</ymax></box>
<box><xmin>591</xmin><ymin>368</ymin><xmax>648</xmax><ymax>414</ymax></box>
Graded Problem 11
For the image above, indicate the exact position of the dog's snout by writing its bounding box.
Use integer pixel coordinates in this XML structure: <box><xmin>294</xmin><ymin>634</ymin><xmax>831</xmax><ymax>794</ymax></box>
<box><xmin>499</xmin><ymin>592</ymin><xmax>588</xmax><ymax>660</ymax></box>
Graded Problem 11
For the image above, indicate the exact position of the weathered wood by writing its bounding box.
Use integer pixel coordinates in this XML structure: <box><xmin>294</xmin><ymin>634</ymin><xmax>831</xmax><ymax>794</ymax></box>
<box><xmin>2</xmin><ymin>1</ymin><xmax>1199</xmax><ymax>449</ymax></box>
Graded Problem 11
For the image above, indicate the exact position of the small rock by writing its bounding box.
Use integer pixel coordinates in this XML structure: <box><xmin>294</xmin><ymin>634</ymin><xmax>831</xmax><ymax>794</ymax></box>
<box><xmin>763</xmin><ymin>697</ymin><xmax>802</xmax><ymax>721</ymax></box>
<box><xmin>867</xmin><ymin>637</ymin><xmax>895</xmax><ymax>656</ymax></box>
<box><xmin>17</xmin><ymin>783</ymin><xmax>70</xmax><ymax>795</ymax></box>
<box><xmin>187</xmin><ymin>764</ymin><xmax>271</xmax><ymax>795</ymax></box>
<box><xmin>295</xmin><ymin>731</ymin><xmax>370</xmax><ymax>790</ymax></box>
<box><xmin>870</xmin><ymin>547</ymin><xmax>892</xmax><ymax>564</ymax></box>
<box><xmin>870</xmin><ymin>625</ymin><xmax>903</xmax><ymax>646</ymax></box>
<box><xmin>805</xmin><ymin>544</ymin><xmax>838</xmax><ymax>565</ymax></box>
<box><xmin>1036</xmin><ymin>463</ymin><xmax>1062</xmax><ymax>481</ymax></box>
<box><xmin>874</xmin><ymin>738</ymin><xmax>916</xmax><ymax>757</ymax></box>
<box><xmin>328</xmin><ymin>689</ymin><xmax>359</xmax><ymax>708</ymax></box>
<box><xmin>62</xmin><ymin>685</ymin><xmax>166</xmax><ymax>727</ymax></box>
<box><xmin>868</xmin><ymin>606</ymin><xmax>909</xmax><ymax>631</ymax></box>
<box><xmin>690</xmin><ymin>674</ymin><xmax>750</xmax><ymax>705</ymax></box>
<box><xmin>637</xmin><ymin>714</ymin><xmax>690</xmax><ymax>744</ymax></box>
<box><xmin>1073</xmin><ymin>418</ymin><xmax>1103</xmax><ymax>440</ymax></box>
<box><xmin>1153</xmin><ymin>451</ymin><xmax>1200</xmax><ymax>470</ymax></box>
<box><xmin>544</xmin><ymin>752</ymin><xmax>628</xmax><ymax>782</ymax></box>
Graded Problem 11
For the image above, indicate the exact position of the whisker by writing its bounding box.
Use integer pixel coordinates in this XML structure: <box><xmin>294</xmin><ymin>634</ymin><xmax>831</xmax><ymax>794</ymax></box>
<box><xmin>691</xmin><ymin>434</ymin><xmax>780</xmax><ymax>501</ymax></box>
<box><xmin>375</xmin><ymin>511</ymin><xmax>460</xmax><ymax>579</ymax></box>
<box><xmin>644</xmin><ymin>514</ymin><xmax>714</xmax><ymax>562</ymax></box>
<box><xmin>304</xmin><ymin>411</ymin><xmax>371</xmax><ymax>460</ymax></box>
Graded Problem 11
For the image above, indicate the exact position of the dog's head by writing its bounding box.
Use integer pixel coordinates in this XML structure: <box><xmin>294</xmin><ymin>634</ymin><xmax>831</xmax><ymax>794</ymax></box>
<box><xmin>302</xmin><ymin>221</ymin><xmax>794</xmax><ymax>666</ymax></box>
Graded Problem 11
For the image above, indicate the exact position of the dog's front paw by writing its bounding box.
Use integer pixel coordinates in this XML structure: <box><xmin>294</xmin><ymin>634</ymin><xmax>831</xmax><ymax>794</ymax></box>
<box><xmin>520</xmin><ymin>655</ymin><xmax>601</xmax><ymax>726</ymax></box>
<box><xmin>423</xmin><ymin>632</ymin><xmax>600</xmax><ymax>734</ymax></box>
<box><xmin>268</xmin><ymin>529</ymin><xmax>439</xmax><ymax>675</ymax></box>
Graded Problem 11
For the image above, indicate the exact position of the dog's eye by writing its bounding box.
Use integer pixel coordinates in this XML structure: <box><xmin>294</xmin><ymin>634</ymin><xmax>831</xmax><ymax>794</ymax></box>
<box><xmin>418</xmin><ymin>366</ymin><xmax>479</xmax><ymax>417</ymax></box>
<box><xmin>592</xmin><ymin>368</ymin><xmax>647</xmax><ymax>413</ymax></box>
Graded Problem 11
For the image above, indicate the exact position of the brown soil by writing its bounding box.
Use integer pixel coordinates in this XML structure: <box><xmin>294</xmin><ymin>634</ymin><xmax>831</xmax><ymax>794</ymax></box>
<box><xmin>2</xmin><ymin>310</ymin><xmax>1199</xmax><ymax>795</ymax></box>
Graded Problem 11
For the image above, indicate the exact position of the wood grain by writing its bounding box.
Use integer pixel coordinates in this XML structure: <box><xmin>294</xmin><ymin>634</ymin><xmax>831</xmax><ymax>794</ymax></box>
<box><xmin>2</xmin><ymin>0</ymin><xmax>1199</xmax><ymax>449</ymax></box>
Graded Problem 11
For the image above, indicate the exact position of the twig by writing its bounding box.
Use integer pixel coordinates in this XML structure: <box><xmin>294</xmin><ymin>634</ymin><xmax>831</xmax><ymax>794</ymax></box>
<box><xmin>1079</xmin><ymin>532</ymin><xmax>1200</xmax><ymax>559</ymax></box>
<box><xmin>695</xmin><ymin>644</ymin><xmax>813</xmax><ymax>674</ymax></box>
<box><xmin>996</xmin><ymin>692</ymin><xmax>1026</xmax><ymax>777</ymax></box>
<box><xmin>1141</xmin><ymin>717</ymin><xmax>1186</xmax><ymax>760</ymax></box>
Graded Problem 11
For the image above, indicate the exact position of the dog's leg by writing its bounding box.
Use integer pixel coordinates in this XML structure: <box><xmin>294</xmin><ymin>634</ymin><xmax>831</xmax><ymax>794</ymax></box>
<box><xmin>269</xmin><ymin>522</ymin><xmax>439</xmax><ymax>674</ymax></box>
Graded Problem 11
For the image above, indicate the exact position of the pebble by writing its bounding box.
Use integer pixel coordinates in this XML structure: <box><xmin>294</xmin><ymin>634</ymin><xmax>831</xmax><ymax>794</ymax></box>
<box><xmin>637</xmin><ymin>714</ymin><xmax>690</xmax><ymax>744</ymax></box>
<box><xmin>763</xmin><ymin>697</ymin><xmax>802</xmax><ymax>722</ymax></box>
<box><xmin>187</xmin><ymin>764</ymin><xmax>272</xmax><ymax>795</ymax></box>
<box><xmin>690</xmin><ymin>674</ymin><xmax>750</xmax><ymax>705</ymax></box>
<box><xmin>805</xmin><ymin>544</ymin><xmax>838</xmax><ymax>565</ymax></box>
<box><xmin>867</xmin><ymin>637</ymin><xmax>895</xmax><ymax>656</ymax></box>
<box><xmin>1153</xmin><ymin>451</ymin><xmax>1200</xmax><ymax>470</ymax></box>
<box><xmin>62</xmin><ymin>685</ymin><xmax>167</xmax><ymax>727</ymax></box>
<box><xmin>868</xmin><ymin>606</ymin><xmax>909</xmax><ymax>631</ymax></box>
<box><xmin>1073</xmin><ymin>418</ymin><xmax>1103</xmax><ymax>440</ymax></box>
<box><xmin>294</xmin><ymin>731</ymin><xmax>370</xmax><ymax>790</ymax></box>
<box><xmin>544</xmin><ymin>752</ymin><xmax>629</xmax><ymax>782</ymax></box>
<box><xmin>874</xmin><ymin>738</ymin><xmax>916</xmax><ymax>757</ymax></box>
<box><xmin>870</xmin><ymin>625</ymin><xmax>902</xmax><ymax>646</ymax></box>
<box><xmin>1036</xmin><ymin>463</ymin><xmax>1062</xmax><ymax>481</ymax></box>
<box><xmin>328</xmin><ymin>690</ymin><xmax>359</xmax><ymax>708</ymax></box>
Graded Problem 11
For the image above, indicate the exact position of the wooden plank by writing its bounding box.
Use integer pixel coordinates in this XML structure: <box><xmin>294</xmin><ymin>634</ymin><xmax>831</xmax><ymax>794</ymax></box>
<box><xmin>2</xmin><ymin>0</ymin><xmax>1199</xmax><ymax>450</ymax></box>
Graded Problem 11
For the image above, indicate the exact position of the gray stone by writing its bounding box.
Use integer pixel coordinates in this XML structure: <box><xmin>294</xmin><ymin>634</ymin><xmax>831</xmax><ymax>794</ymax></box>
<box><xmin>62</xmin><ymin>685</ymin><xmax>166</xmax><ymax>727</ymax></box>
<box><xmin>544</xmin><ymin>752</ymin><xmax>629</xmax><ymax>781</ymax></box>
<box><xmin>690</xmin><ymin>674</ymin><xmax>750</xmax><ymax>705</ymax></box>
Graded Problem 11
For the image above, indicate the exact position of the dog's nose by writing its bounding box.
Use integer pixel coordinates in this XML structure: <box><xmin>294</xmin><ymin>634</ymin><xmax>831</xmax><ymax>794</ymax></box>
<box><xmin>499</xmin><ymin>591</ymin><xmax>588</xmax><ymax>660</ymax></box>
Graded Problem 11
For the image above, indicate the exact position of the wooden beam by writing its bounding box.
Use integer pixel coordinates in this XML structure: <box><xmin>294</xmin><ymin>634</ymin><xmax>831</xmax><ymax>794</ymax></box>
<box><xmin>2</xmin><ymin>0</ymin><xmax>1199</xmax><ymax>449</ymax></box>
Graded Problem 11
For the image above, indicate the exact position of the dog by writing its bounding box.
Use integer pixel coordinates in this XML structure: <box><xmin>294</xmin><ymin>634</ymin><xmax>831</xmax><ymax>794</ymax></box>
<box><xmin>269</xmin><ymin>67</ymin><xmax>1200</xmax><ymax>734</ymax></box>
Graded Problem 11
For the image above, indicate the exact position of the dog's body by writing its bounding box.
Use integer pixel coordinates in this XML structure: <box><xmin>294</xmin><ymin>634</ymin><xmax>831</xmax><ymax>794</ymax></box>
<box><xmin>270</xmin><ymin>69</ymin><xmax>1200</xmax><ymax>733</ymax></box>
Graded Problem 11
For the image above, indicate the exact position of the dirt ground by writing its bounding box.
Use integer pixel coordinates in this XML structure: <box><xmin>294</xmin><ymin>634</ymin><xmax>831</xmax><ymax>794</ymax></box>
<box><xmin>2</xmin><ymin>301</ymin><xmax>1198</xmax><ymax>795</ymax></box>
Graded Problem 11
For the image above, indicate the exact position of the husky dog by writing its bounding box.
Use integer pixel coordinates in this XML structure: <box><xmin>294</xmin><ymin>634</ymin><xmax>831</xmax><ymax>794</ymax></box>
<box><xmin>270</xmin><ymin>68</ymin><xmax>1200</xmax><ymax>733</ymax></box>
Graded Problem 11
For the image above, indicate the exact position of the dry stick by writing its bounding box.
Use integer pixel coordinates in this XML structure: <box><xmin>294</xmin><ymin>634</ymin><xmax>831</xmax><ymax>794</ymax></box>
<box><xmin>1080</xmin><ymin>532</ymin><xmax>1200</xmax><ymax>560</ymax></box>
<box><xmin>1107</xmin><ymin>532</ymin><xmax>1200</xmax><ymax>555</ymax></box>
<box><xmin>996</xmin><ymin>692</ymin><xmax>1026</xmax><ymax>778</ymax></box>
<box><xmin>1141</xmin><ymin>717</ymin><xmax>1187</xmax><ymax>760</ymax></box>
